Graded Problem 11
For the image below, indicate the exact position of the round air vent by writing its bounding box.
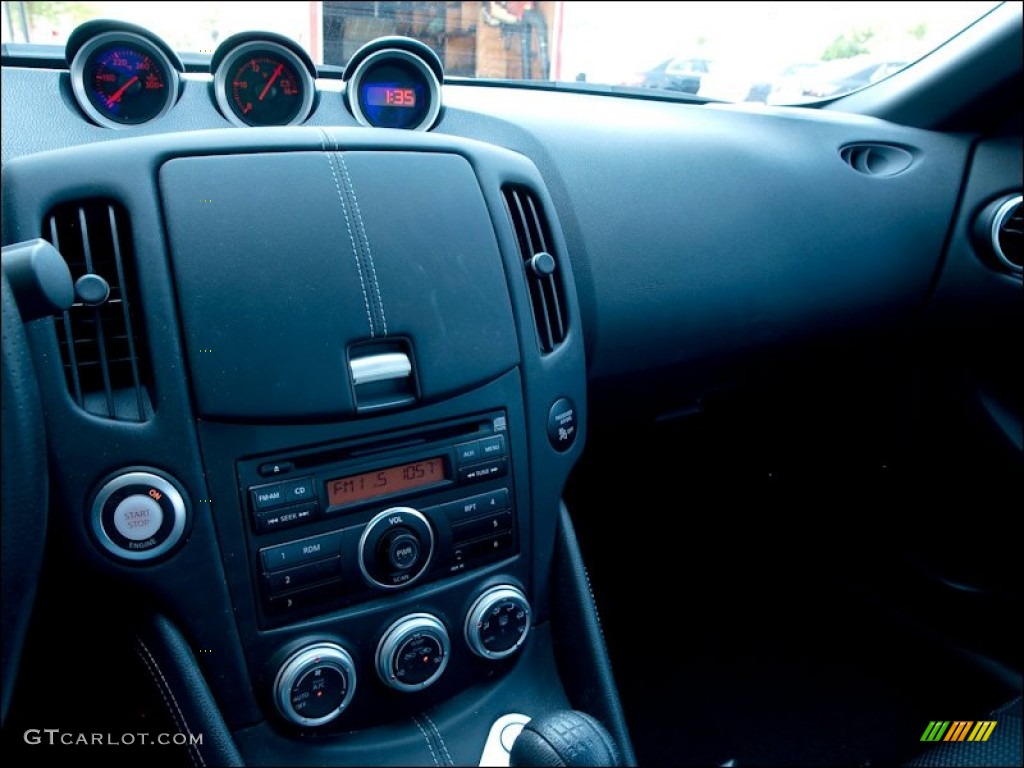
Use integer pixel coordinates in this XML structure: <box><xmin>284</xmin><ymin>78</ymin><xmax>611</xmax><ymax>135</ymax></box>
<box><xmin>975</xmin><ymin>194</ymin><xmax>1022</xmax><ymax>275</ymax></box>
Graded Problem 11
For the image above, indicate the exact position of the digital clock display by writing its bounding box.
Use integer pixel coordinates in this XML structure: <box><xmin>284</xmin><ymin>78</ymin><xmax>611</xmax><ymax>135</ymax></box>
<box><xmin>327</xmin><ymin>457</ymin><xmax>445</xmax><ymax>508</ymax></box>
<box><xmin>365</xmin><ymin>85</ymin><xmax>416</xmax><ymax>107</ymax></box>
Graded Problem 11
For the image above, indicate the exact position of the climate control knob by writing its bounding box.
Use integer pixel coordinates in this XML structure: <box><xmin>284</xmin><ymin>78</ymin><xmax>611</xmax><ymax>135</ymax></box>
<box><xmin>376</xmin><ymin>613</ymin><xmax>450</xmax><ymax>691</ymax></box>
<box><xmin>274</xmin><ymin>643</ymin><xmax>356</xmax><ymax>727</ymax></box>
<box><xmin>358</xmin><ymin>507</ymin><xmax>434</xmax><ymax>589</ymax></box>
<box><xmin>465</xmin><ymin>585</ymin><xmax>531</xmax><ymax>659</ymax></box>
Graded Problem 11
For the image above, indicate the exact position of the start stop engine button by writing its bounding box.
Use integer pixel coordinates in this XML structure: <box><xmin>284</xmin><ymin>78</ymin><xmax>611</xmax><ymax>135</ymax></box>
<box><xmin>90</xmin><ymin>470</ymin><xmax>188</xmax><ymax>562</ymax></box>
<box><xmin>112</xmin><ymin>494</ymin><xmax>164</xmax><ymax>541</ymax></box>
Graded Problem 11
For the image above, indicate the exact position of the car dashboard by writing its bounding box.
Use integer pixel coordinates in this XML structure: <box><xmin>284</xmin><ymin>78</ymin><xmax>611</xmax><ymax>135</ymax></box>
<box><xmin>1</xmin><ymin>8</ymin><xmax>1021</xmax><ymax>768</ymax></box>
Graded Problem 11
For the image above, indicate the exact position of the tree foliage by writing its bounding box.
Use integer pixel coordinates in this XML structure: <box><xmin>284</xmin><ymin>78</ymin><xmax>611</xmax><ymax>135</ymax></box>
<box><xmin>822</xmin><ymin>27</ymin><xmax>876</xmax><ymax>61</ymax></box>
<box><xmin>15</xmin><ymin>1</ymin><xmax>98</xmax><ymax>40</ymax></box>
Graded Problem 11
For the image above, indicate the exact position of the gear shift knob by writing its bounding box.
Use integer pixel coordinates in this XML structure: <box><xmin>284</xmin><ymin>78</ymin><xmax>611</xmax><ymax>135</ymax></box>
<box><xmin>509</xmin><ymin>710</ymin><xmax>621</xmax><ymax>767</ymax></box>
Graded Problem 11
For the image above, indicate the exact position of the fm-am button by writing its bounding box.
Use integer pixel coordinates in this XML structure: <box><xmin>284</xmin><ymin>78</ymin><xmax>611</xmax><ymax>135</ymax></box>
<box><xmin>251</xmin><ymin>477</ymin><xmax>315</xmax><ymax>511</ymax></box>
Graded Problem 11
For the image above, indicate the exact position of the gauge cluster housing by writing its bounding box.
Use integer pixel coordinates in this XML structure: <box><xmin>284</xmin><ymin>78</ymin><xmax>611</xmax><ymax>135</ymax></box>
<box><xmin>66</xmin><ymin>20</ymin><xmax>183</xmax><ymax>129</ymax></box>
<box><xmin>65</xmin><ymin>21</ymin><xmax>443</xmax><ymax>131</ymax></box>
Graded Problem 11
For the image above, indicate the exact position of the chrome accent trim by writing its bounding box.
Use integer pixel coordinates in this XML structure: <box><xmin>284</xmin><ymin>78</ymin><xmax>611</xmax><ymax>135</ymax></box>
<box><xmin>375</xmin><ymin>613</ymin><xmax>450</xmax><ymax>692</ymax></box>
<box><xmin>350</xmin><ymin>352</ymin><xmax>412</xmax><ymax>385</ymax></box>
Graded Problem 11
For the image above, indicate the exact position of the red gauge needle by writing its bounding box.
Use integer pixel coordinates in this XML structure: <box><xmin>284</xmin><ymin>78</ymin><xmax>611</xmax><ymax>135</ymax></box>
<box><xmin>106</xmin><ymin>75</ymin><xmax>139</xmax><ymax>108</ymax></box>
<box><xmin>259</xmin><ymin>64</ymin><xmax>284</xmax><ymax>102</ymax></box>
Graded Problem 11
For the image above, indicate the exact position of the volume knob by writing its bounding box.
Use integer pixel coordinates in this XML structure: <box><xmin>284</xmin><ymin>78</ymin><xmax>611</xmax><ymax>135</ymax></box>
<box><xmin>358</xmin><ymin>507</ymin><xmax>434</xmax><ymax>589</ymax></box>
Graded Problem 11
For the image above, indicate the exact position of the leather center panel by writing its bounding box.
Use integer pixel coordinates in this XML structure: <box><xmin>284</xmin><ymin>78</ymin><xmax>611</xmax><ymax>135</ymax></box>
<box><xmin>160</xmin><ymin>150</ymin><xmax>519</xmax><ymax>419</ymax></box>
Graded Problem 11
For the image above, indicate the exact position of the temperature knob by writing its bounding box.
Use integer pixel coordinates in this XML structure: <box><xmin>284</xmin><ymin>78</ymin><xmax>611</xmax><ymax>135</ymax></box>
<box><xmin>274</xmin><ymin>643</ymin><xmax>356</xmax><ymax>727</ymax></box>
<box><xmin>376</xmin><ymin>614</ymin><xmax>450</xmax><ymax>692</ymax></box>
<box><xmin>465</xmin><ymin>585</ymin><xmax>531</xmax><ymax>660</ymax></box>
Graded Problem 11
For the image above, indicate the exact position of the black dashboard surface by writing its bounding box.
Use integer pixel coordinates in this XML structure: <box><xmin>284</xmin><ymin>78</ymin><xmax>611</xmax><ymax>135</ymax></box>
<box><xmin>4</xmin><ymin>66</ymin><xmax>1013</xmax><ymax>387</ymax></box>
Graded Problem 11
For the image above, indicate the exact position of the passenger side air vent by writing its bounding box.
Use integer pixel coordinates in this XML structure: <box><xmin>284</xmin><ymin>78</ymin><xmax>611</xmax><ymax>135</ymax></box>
<box><xmin>44</xmin><ymin>201</ymin><xmax>152</xmax><ymax>421</ymax></box>
<box><xmin>974</xmin><ymin>194</ymin><xmax>1023</xmax><ymax>276</ymax></box>
<box><xmin>839</xmin><ymin>143</ymin><xmax>914</xmax><ymax>177</ymax></box>
<box><xmin>994</xmin><ymin>196</ymin><xmax>1023</xmax><ymax>272</ymax></box>
<box><xmin>502</xmin><ymin>186</ymin><xmax>568</xmax><ymax>353</ymax></box>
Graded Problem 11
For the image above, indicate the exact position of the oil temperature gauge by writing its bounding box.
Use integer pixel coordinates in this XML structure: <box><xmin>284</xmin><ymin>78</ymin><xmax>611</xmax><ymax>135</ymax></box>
<box><xmin>70</xmin><ymin>30</ymin><xmax>180</xmax><ymax>128</ymax></box>
<box><xmin>213</xmin><ymin>37</ymin><xmax>315</xmax><ymax>127</ymax></box>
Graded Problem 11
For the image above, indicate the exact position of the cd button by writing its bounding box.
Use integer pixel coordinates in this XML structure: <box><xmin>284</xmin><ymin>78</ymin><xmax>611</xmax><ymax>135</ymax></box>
<box><xmin>251</xmin><ymin>476</ymin><xmax>314</xmax><ymax>511</ymax></box>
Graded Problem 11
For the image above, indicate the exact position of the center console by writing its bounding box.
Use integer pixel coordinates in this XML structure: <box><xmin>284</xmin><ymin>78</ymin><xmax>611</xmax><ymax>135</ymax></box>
<box><xmin>5</xmin><ymin>126</ymin><xmax>625</xmax><ymax>764</ymax></box>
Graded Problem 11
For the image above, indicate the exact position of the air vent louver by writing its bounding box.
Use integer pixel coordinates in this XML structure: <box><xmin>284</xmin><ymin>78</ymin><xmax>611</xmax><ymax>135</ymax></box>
<box><xmin>44</xmin><ymin>201</ymin><xmax>151</xmax><ymax>421</ymax></box>
<box><xmin>839</xmin><ymin>143</ymin><xmax>914</xmax><ymax>177</ymax></box>
<box><xmin>502</xmin><ymin>186</ymin><xmax>568</xmax><ymax>353</ymax></box>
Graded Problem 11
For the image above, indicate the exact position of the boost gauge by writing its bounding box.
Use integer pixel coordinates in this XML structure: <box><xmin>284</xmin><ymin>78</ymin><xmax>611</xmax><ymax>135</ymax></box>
<box><xmin>69</xmin><ymin>30</ymin><xmax>180</xmax><ymax>128</ymax></box>
<box><xmin>213</xmin><ymin>37</ymin><xmax>315</xmax><ymax>127</ymax></box>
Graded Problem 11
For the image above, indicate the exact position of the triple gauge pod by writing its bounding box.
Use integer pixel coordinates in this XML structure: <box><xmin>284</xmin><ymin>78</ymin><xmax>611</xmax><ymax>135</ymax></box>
<box><xmin>66</xmin><ymin>21</ymin><xmax>442</xmax><ymax>131</ymax></box>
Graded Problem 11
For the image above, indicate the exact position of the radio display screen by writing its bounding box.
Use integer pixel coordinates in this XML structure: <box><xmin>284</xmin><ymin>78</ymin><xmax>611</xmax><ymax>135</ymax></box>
<box><xmin>326</xmin><ymin>457</ymin><xmax>446</xmax><ymax>508</ymax></box>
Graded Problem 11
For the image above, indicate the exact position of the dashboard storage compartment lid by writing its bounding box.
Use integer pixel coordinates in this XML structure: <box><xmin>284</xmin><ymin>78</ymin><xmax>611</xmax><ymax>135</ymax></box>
<box><xmin>160</xmin><ymin>150</ymin><xmax>518</xmax><ymax>420</ymax></box>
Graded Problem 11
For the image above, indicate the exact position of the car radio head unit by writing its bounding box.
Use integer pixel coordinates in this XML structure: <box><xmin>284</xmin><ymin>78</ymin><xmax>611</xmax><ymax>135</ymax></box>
<box><xmin>235</xmin><ymin>411</ymin><xmax>519</xmax><ymax>627</ymax></box>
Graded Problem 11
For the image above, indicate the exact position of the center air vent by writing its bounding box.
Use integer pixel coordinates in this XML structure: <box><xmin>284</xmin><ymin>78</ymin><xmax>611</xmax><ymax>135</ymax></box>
<box><xmin>502</xmin><ymin>186</ymin><xmax>568</xmax><ymax>353</ymax></box>
<box><xmin>44</xmin><ymin>201</ymin><xmax>152</xmax><ymax>421</ymax></box>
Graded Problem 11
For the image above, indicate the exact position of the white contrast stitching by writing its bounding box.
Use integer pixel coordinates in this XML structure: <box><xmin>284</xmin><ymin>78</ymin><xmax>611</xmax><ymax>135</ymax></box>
<box><xmin>423</xmin><ymin>713</ymin><xmax>454</xmax><ymax>766</ymax></box>
<box><xmin>134</xmin><ymin>646</ymin><xmax>198</xmax><ymax>768</ymax></box>
<box><xmin>411</xmin><ymin>715</ymin><xmax>440</xmax><ymax>767</ymax></box>
<box><xmin>338</xmin><ymin>153</ymin><xmax>387</xmax><ymax>335</ymax></box>
<box><xmin>135</xmin><ymin>638</ymin><xmax>205</xmax><ymax>767</ymax></box>
<box><xmin>319</xmin><ymin>130</ymin><xmax>375</xmax><ymax>338</ymax></box>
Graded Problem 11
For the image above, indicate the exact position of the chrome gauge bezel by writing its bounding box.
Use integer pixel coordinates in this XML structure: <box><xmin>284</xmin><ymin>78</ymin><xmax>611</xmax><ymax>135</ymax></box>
<box><xmin>70</xmin><ymin>30</ymin><xmax>180</xmax><ymax>129</ymax></box>
<box><xmin>213</xmin><ymin>39</ymin><xmax>315</xmax><ymax>127</ymax></box>
<box><xmin>347</xmin><ymin>47</ymin><xmax>441</xmax><ymax>131</ymax></box>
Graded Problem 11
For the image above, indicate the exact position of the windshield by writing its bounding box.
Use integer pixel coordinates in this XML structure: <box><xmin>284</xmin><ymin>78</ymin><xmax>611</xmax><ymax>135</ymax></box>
<box><xmin>0</xmin><ymin>1</ymin><xmax>1003</xmax><ymax>103</ymax></box>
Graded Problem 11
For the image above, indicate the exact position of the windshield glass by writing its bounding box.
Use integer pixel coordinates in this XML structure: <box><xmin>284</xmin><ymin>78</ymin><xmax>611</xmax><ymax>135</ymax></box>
<box><xmin>1</xmin><ymin>1</ymin><xmax>1003</xmax><ymax>103</ymax></box>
